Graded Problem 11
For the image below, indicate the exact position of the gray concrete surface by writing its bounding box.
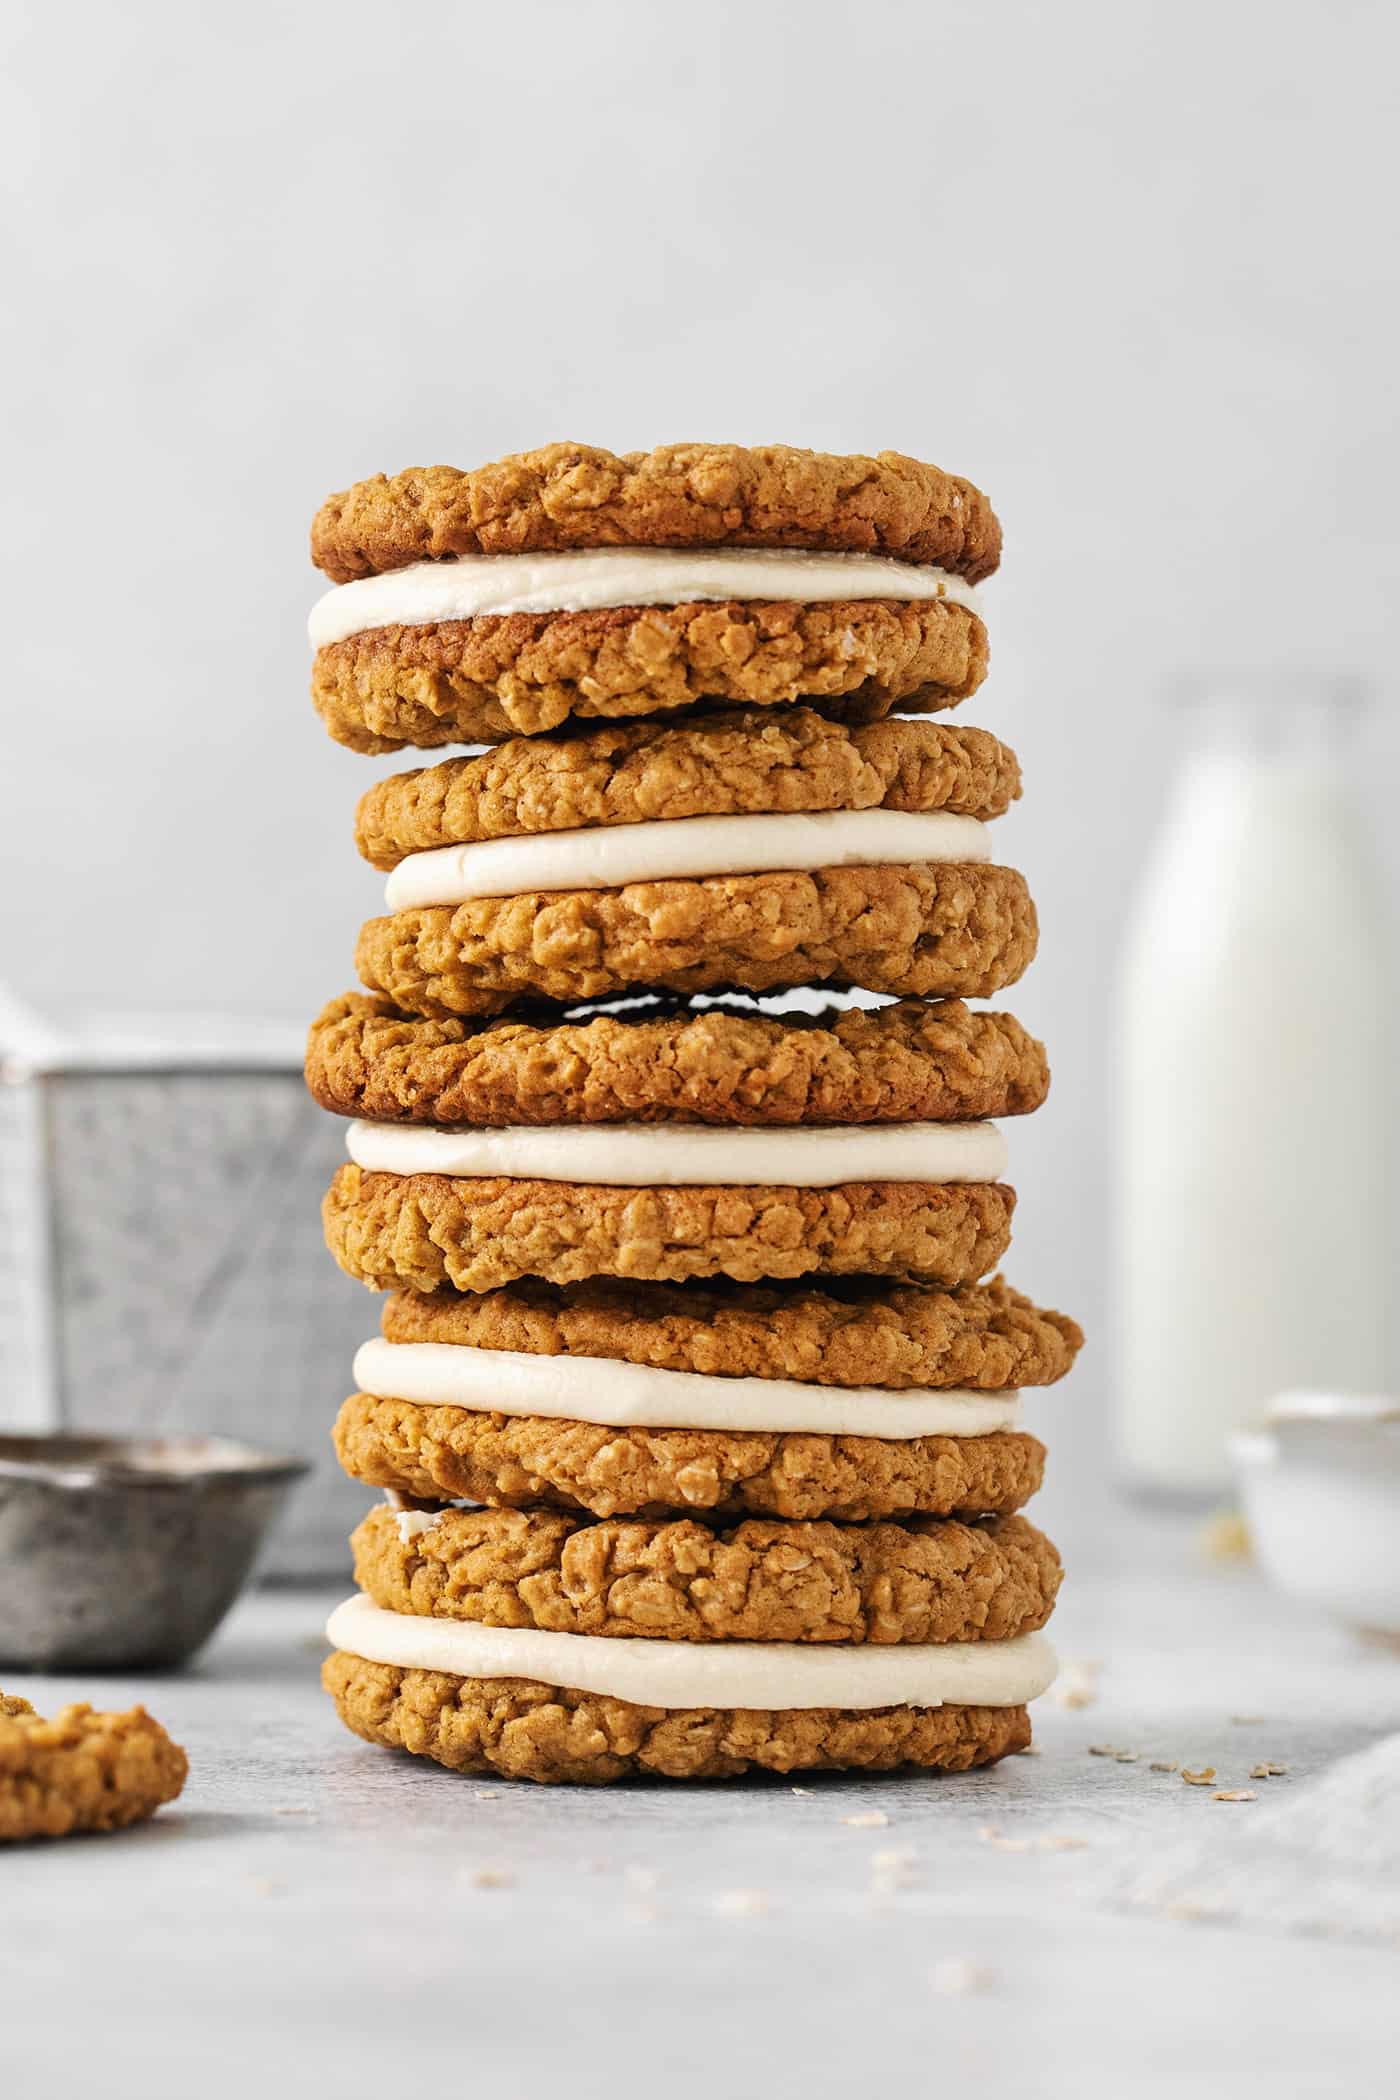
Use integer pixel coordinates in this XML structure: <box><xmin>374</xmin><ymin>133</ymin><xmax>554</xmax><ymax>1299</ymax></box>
<box><xmin>4</xmin><ymin>1518</ymin><xmax>1398</xmax><ymax>2098</ymax></box>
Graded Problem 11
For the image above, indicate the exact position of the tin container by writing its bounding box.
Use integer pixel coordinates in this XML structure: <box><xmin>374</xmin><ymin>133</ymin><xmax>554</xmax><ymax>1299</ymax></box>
<box><xmin>0</xmin><ymin>1009</ymin><xmax>371</xmax><ymax>1580</ymax></box>
<box><xmin>0</xmin><ymin>1432</ymin><xmax>309</xmax><ymax>1668</ymax></box>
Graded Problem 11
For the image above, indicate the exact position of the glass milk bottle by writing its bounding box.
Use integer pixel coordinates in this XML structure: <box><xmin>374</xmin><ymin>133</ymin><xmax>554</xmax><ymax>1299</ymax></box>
<box><xmin>1116</xmin><ymin>679</ymin><xmax>1393</xmax><ymax>1497</ymax></box>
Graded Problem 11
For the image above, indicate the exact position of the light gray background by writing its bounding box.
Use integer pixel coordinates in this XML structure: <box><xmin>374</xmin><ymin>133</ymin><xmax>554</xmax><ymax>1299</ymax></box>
<box><xmin>3</xmin><ymin>0</ymin><xmax>1398</xmax><ymax>1553</ymax></box>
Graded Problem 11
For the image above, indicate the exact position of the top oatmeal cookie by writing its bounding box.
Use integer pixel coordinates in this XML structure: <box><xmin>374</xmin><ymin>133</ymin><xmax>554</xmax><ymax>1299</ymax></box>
<box><xmin>311</xmin><ymin>442</ymin><xmax>1001</xmax><ymax>585</ymax></box>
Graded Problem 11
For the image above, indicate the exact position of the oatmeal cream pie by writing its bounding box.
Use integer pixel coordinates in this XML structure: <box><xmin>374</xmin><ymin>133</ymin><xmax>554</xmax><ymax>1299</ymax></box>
<box><xmin>329</xmin><ymin>1273</ymin><xmax>1080</xmax><ymax>1521</ymax></box>
<box><xmin>308</xmin><ymin>443</ymin><xmax>998</xmax><ymax>750</ymax></box>
<box><xmin>323</xmin><ymin>1505</ymin><xmax>1057</xmax><ymax>1780</ymax></box>
<box><xmin>349</xmin><ymin>688</ymin><xmax>1034</xmax><ymax>1015</ymax></box>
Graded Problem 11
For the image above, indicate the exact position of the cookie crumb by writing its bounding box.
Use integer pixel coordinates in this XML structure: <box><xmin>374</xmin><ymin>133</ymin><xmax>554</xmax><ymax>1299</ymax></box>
<box><xmin>931</xmin><ymin>1958</ymin><xmax>995</xmax><ymax>1996</ymax></box>
<box><xmin>474</xmin><ymin>1789</ymin><xmax>499</xmax><ymax>1800</ymax></box>
<box><xmin>1053</xmin><ymin>1658</ymin><xmax>1102</xmax><ymax>1710</ymax></box>
<box><xmin>1198</xmin><ymin>1509</ymin><xmax>1251</xmax><ymax>1561</ymax></box>
<box><xmin>1249</xmin><ymin>1763</ymin><xmax>1288</xmax><ymax>1779</ymax></box>
<box><xmin>842</xmin><ymin>1810</ymin><xmax>890</xmax><ymax>1828</ymax></box>
<box><xmin>713</xmin><ymin>1888</ymin><xmax>769</xmax><ymax>1918</ymax></box>
<box><xmin>1149</xmin><ymin>1761</ymin><xmax>1180</xmax><ymax>1773</ymax></box>
<box><xmin>471</xmin><ymin>1867</ymin><xmax>515</xmax><ymax>1889</ymax></box>
<box><xmin>869</xmin><ymin>1847</ymin><xmax>919</xmax><ymax>1893</ymax></box>
<box><xmin>977</xmin><ymin>1824</ymin><xmax>1030</xmax><ymax>1853</ymax></box>
<box><xmin>872</xmin><ymin>1846</ymin><xmax>916</xmax><ymax>1872</ymax></box>
<box><xmin>1181</xmin><ymin>1768</ymin><xmax>1217</xmax><ymax>1787</ymax></box>
<box><xmin>1213</xmin><ymin>1790</ymin><xmax>1258</xmax><ymax>1804</ymax></box>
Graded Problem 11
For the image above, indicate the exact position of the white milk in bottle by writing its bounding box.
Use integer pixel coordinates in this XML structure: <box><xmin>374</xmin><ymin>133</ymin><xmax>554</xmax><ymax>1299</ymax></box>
<box><xmin>1116</xmin><ymin>681</ymin><xmax>1392</xmax><ymax>1496</ymax></box>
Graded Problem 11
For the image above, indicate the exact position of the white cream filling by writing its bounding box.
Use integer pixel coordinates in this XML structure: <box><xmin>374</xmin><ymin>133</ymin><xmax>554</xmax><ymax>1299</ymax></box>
<box><xmin>394</xmin><ymin>1509</ymin><xmax>442</xmax><ymax>1545</ymax></box>
<box><xmin>384</xmin><ymin>808</ymin><xmax>991</xmax><ymax>911</ymax></box>
<box><xmin>308</xmin><ymin>545</ymin><xmax>985</xmax><ymax>649</ymax></box>
<box><xmin>345</xmin><ymin>1116</ymin><xmax>1007</xmax><ymax>1188</ymax></box>
<box><xmin>353</xmin><ymin>1337</ymin><xmax>1023</xmax><ymax>1439</ymax></box>
<box><xmin>326</xmin><ymin>1595</ymin><xmax>1056</xmax><ymax>1712</ymax></box>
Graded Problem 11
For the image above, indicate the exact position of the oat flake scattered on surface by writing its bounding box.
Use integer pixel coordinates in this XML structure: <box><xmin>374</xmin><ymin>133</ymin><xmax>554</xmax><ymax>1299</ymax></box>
<box><xmin>1114</xmin><ymin>1730</ymin><xmax>1400</xmax><ymax>1943</ymax></box>
<box><xmin>713</xmin><ymin>1888</ymin><xmax>769</xmax><ymax>1918</ymax></box>
<box><xmin>931</xmin><ymin>1958</ymin><xmax>995</xmax><ymax>1996</ymax></box>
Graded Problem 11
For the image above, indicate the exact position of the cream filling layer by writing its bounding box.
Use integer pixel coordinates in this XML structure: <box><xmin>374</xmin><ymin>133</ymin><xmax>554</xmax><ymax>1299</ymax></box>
<box><xmin>309</xmin><ymin>545</ymin><xmax>985</xmax><ymax>649</ymax></box>
<box><xmin>384</xmin><ymin>808</ymin><xmax>991</xmax><ymax>911</ymax></box>
<box><xmin>326</xmin><ymin>1596</ymin><xmax>1056</xmax><ymax>1712</ymax></box>
<box><xmin>345</xmin><ymin>1116</ymin><xmax>1007</xmax><ymax>1188</ymax></box>
<box><xmin>353</xmin><ymin>1337</ymin><xmax>1023</xmax><ymax>1439</ymax></box>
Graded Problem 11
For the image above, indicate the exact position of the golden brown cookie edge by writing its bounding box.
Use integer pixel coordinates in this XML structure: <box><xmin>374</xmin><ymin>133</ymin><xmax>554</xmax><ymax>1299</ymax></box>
<box><xmin>314</xmin><ymin>599</ymin><xmax>989</xmax><ymax>754</ymax></box>
<box><xmin>333</xmin><ymin>1394</ymin><xmax>1045</xmax><ymax>1522</ymax></box>
<box><xmin>311</xmin><ymin>442</ymin><xmax>1001</xmax><ymax>584</ymax></box>
<box><xmin>304</xmin><ymin>991</ymin><xmax>1050</xmax><ymax>1129</ymax></box>
<box><xmin>323</xmin><ymin>1167</ymin><xmax>1016</xmax><ymax>1292</ymax></box>
<box><xmin>353</xmin><ymin>861</ymin><xmax>1038</xmax><ymax>1017</ymax></box>
<box><xmin>378</xmin><ymin>1273</ymin><xmax>1082</xmax><ymax>1392</ymax></box>
<box><xmin>351</xmin><ymin>1503</ymin><xmax>1062</xmax><ymax>1645</ymax></box>
<box><xmin>322</xmin><ymin>1649</ymin><xmax>1030</xmax><ymax>1781</ymax></box>
<box><xmin>352</xmin><ymin>711</ymin><xmax>1018</xmax><ymax>865</ymax></box>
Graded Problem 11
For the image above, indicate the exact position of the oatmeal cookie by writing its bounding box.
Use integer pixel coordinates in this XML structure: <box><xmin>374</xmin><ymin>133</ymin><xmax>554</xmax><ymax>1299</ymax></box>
<box><xmin>381</xmin><ymin>1273</ymin><xmax>1083</xmax><ymax>1392</ymax></box>
<box><xmin>311</xmin><ymin>442</ymin><xmax>1001</xmax><ymax>584</ymax></box>
<box><xmin>354</xmin><ymin>862</ymin><xmax>1036</xmax><ymax>1018</ymax></box>
<box><xmin>323</xmin><ymin>1165</ymin><xmax>1015</xmax><ymax>1293</ymax></box>
<box><xmin>314</xmin><ymin>599</ymin><xmax>987</xmax><ymax>753</ymax></box>
<box><xmin>354</xmin><ymin>712</ymin><xmax>1019</xmax><ymax>864</ymax></box>
<box><xmin>351</xmin><ymin>1504</ymin><xmax>1060</xmax><ymax>1646</ymax></box>
<box><xmin>0</xmin><ymin>1698</ymin><xmax>187</xmax><ymax>1841</ymax></box>
<box><xmin>334</xmin><ymin>1393</ymin><xmax>1045</xmax><ymax>1522</ymax></box>
<box><xmin>323</xmin><ymin>1651</ymin><xmax>1029</xmax><ymax>1781</ymax></box>
<box><xmin>305</xmin><ymin>992</ymin><xmax>1049</xmax><ymax>1129</ymax></box>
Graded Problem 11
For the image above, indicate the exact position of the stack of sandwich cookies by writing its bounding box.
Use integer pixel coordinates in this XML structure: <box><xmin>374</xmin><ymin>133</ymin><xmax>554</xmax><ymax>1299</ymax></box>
<box><xmin>326</xmin><ymin>1270</ymin><xmax>1075</xmax><ymax>1522</ymax></box>
<box><xmin>326</xmin><ymin>1507</ymin><xmax>1059</xmax><ymax>1783</ymax></box>
<box><xmin>307</xmin><ymin>442</ymin><xmax>1081</xmax><ymax>1783</ymax></box>
<box><xmin>308</xmin><ymin>442</ymin><xmax>998</xmax><ymax>751</ymax></box>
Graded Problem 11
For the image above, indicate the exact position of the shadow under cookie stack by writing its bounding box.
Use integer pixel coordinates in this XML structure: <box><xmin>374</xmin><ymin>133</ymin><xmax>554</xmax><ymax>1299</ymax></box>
<box><xmin>306</xmin><ymin>442</ymin><xmax>1082</xmax><ymax>1785</ymax></box>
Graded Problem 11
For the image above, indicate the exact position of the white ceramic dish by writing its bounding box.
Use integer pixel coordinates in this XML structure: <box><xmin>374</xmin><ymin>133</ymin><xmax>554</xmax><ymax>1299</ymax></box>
<box><xmin>1231</xmin><ymin>1392</ymin><xmax>1400</xmax><ymax>1642</ymax></box>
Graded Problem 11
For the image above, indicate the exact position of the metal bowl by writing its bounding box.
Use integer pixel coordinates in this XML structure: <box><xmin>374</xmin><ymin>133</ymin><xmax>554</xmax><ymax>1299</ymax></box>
<box><xmin>0</xmin><ymin>1432</ymin><xmax>309</xmax><ymax>1670</ymax></box>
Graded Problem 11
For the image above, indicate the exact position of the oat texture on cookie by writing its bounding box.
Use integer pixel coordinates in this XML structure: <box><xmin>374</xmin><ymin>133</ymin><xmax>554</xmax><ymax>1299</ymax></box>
<box><xmin>0</xmin><ymin>1696</ymin><xmax>187</xmax><ymax>1841</ymax></box>
<box><xmin>303</xmin><ymin>441</ymin><xmax>1076</xmax><ymax>1783</ymax></box>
